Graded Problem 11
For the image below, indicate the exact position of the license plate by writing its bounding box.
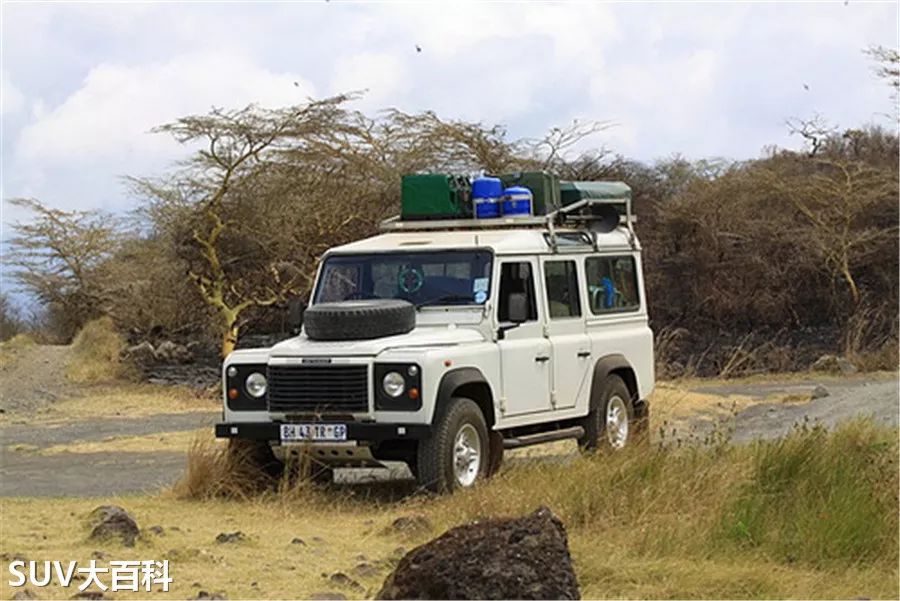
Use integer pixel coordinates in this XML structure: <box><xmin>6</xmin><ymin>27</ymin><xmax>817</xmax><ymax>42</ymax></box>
<box><xmin>280</xmin><ymin>423</ymin><xmax>348</xmax><ymax>442</ymax></box>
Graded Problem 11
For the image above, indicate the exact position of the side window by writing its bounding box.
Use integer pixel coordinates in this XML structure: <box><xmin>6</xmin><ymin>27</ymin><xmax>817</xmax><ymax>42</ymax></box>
<box><xmin>585</xmin><ymin>256</ymin><xmax>640</xmax><ymax>314</ymax></box>
<box><xmin>544</xmin><ymin>260</ymin><xmax>581</xmax><ymax>319</ymax></box>
<box><xmin>497</xmin><ymin>262</ymin><xmax>538</xmax><ymax>322</ymax></box>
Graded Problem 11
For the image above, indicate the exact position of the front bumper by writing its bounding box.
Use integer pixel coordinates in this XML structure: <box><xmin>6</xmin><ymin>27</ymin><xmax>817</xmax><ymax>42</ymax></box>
<box><xmin>215</xmin><ymin>421</ymin><xmax>431</xmax><ymax>442</ymax></box>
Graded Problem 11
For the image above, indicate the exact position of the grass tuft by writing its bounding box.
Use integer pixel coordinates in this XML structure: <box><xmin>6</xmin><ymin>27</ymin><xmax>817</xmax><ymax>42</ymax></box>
<box><xmin>66</xmin><ymin>317</ymin><xmax>132</xmax><ymax>383</ymax></box>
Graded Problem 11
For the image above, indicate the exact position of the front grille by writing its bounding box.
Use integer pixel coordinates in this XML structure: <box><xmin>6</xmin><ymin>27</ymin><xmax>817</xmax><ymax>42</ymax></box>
<box><xmin>267</xmin><ymin>365</ymin><xmax>369</xmax><ymax>413</ymax></box>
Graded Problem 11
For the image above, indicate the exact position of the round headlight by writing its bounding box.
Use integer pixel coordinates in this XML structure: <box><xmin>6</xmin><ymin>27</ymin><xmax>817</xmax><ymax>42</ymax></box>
<box><xmin>382</xmin><ymin>371</ymin><xmax>405</xmax><ymax>398</ymax></box>
<box><xmin>245</xmin><ymin>372</ymin><xmax>267</xmax><ymax>398</ymax></box>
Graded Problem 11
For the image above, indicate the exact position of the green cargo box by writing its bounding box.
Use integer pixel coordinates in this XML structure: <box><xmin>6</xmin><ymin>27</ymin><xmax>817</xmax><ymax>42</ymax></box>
<box><xmin>499</xmin><ymin>171</ymin><xmax>561</xmax><ymax>216</ymax></box>
<box><xmin>560</xmin><ymin>181</ymin><xmax>631</xmax><ymax>206</ymax></box>
<box><xmin>401</xmin><ymin>174</ymin><xmax>472</xmax><ymax>220</ymax></box>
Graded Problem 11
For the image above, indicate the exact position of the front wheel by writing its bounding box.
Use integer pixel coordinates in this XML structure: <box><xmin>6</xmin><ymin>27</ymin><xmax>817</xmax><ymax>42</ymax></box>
<box><xmin>416</xmin><ymin>398</ymin><xmax>490</xmax><ymax>493</ymax></box>
<box><xmin>578</xmin><ymin>374</ymin><xmax>635</xmax><ymax>451</ymax></box>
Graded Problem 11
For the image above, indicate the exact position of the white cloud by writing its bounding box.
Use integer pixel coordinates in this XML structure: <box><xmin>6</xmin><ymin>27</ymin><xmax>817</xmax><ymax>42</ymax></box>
<box><xmin>330</xmin><ymin>52</ymin><xmax>409</xmax><ymax>110</ymax></box>
<box><xmin>17</xmin><ymin>52</ymin><xmax>315</xmax><ymax>165</ymax></box>
<box><xmin>1</xmin><ymin>71</ymin><xmax>26</xmax><ymax>115</ymax></box>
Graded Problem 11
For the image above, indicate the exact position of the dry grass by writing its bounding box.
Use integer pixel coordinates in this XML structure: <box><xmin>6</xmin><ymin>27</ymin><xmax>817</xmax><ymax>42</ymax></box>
<box><xmin>66</xmin><ymin>317</ymin><xmax>133</xmax><ymax>383</ymax></box>
<box><xmin>2</xmin><ymin>421</ymin><xmax>897</xmax><ymax>600</ymax></box>
<box><xmin>0</xmin><ymin>333</ymin><xmax>36</xmax><ymax>368</ymax></box>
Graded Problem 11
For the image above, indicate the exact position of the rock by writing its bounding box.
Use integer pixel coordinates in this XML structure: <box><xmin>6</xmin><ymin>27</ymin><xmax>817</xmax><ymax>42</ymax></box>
<box><xmin>811</xmin><ymin>354</ymin><xmax>858</xmax><ymax>375</ymax></box>
<box><xmin>90</xmin><ymin>551</ymin><xmax>106</xmax><ymax>560</ymax></box>
<box><xmin>327</xmin><ymin>573</ymin><xmax>364</xmax><ymax>592</ymax></box>
<box><xmin>352</xmin><ymin>562</ymin><xmax>381</xmax><ymax>578</ymax></box>
<box><xmin>155</xmin><ymin>340</ymin><xmax>194</xmax><ymax>364</ymax></box>
<box><xmin>811</xmin><ymin>384</ymin><xmax>830</xmax><ymax>399</ymax></box>
<box><xmin>377</xmin><ymin>507</ymin><xmax>580</xmax><ymax>600</ymax></box>
<box><xmin>215</xmin><ymin>531</ymin><xmax>245</xmax><ymax>544</ymax></box>
<box><xmin>290</xmin><ymin>537</ymin><xmax>306</xmax><ymax>545</ymax></box>
<box><xmin>125</xmin><ymin>341</ymin><xmax>157</xmax><ymax>365</ymax></box>
<box><xmin>194</xmin><ymin>591</ymin><xmax>227</xmax><ymax>600</ymax></box>
<box><xmin>147</xmin><ymin>525</ymin><xmax>165</xmax><ymax>536</ymax></box>
<box><xmin>12</xmin><ymin>588</ymin><xmax>38</xmax><ymax>600</ymax></box>
<box><xmin>836</xmin><ymin>357</ymin><xmax>858</xmax><ymax>375</ymax></box>
<box><xmin>380</xmin><ymin>515</ymin><xmax>432</xmax><ymax>538</ymax></box>
<box><xmin>309</xmin><ymin>593</ymin><xmax>347</xmax><ymax>601</ymax></box>
<box><xmin>86</xmin><ymin>505</ymin><xmax>139</xmax><ymax>547</ymax></box>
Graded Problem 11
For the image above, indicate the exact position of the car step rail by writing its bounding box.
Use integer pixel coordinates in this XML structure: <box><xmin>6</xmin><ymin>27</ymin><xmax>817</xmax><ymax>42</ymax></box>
<box><xmin>502</xmin><ymin>425</ymin><xmax>585</xmax><ymax>450</ymax></box>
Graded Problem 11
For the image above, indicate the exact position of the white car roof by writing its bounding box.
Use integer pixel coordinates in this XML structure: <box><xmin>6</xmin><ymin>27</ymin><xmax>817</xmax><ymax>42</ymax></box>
<box><xmin>328</xmin><ymin>227</ymin><xmax>640</xmax><ymax>256</ymax></box>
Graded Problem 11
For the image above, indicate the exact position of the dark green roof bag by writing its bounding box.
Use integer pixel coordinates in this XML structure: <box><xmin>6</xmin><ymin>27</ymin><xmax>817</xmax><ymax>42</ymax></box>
<box><xmin>560</xmin><ymin>181</ymin><xmax>631</xmax><ymax>206</ymax></box>
<box><xmin>401</xmin><ymin>174</ymin><xmax>472</xmax><ymax>220</ymax></box>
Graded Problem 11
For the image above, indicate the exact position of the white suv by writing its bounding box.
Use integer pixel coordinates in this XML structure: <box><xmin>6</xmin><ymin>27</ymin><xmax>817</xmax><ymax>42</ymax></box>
<box><xmin>216</xmin><ymin>190</ymin><xmax>654</xmax><ymax>492</ymax></box>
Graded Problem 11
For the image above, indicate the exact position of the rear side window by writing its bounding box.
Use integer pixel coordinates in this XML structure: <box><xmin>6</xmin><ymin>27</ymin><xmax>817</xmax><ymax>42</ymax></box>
<box><xmin>544</xmin><ymin>260</ymin><xmax>581</xmax><ymax>319</ymax></box>
<box><xmin>585</xmin><ymin>256</ymin><xmax>640</xmax><ymax>314</ymax></box>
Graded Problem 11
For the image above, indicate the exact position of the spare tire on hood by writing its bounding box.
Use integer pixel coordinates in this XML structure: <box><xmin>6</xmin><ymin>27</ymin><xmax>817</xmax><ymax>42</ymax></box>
<box><xmin>303</xmin><ymin>299</ymin><xmax>416</xmax><ymax>341</ymax></box>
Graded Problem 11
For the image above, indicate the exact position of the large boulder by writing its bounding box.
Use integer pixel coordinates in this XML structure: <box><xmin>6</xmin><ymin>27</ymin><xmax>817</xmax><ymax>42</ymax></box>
<box><xmin>86</xmin><ymin>505</ymin><xmax>140</xmax><ymax>547</ymax></box>
<box><xmin>810</xmin><ymin>354</ymin><xmax>858</xmax><ymax>375</ymax></box>
<box><xmin>377</xmin><ymin>507</ymin><xmax>579</xmax><ymax>600</ymax></box>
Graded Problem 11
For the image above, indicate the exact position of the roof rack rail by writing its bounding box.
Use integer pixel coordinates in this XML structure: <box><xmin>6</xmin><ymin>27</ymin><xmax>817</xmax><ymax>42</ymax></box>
<box><xmin>379</xmin><ymin>196</ymin><xmax>636</xmax><ymax>251</ymax></box>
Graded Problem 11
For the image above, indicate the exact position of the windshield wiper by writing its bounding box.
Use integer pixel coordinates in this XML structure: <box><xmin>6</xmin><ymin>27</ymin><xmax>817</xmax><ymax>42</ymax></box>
<box><xmin>415</xmin><ymin>294</ymin><xmax>474</xmax><ymax>309</ymax></box>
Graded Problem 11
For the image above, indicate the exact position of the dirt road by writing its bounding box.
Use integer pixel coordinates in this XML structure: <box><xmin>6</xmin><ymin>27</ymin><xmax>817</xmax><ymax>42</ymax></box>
<box><xmin>0</xmin><ymin>348</ymin><xmax>896</xmax><ymax>497</ymax></box>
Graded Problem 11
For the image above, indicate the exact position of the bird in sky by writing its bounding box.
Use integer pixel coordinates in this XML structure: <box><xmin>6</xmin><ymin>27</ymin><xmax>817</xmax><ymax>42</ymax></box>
<box><xmin>415</xmin><ymin>45</ymin><xmax>422</xmax><ymax>53</ymax></box>
<box><xmin>803</xmin><ymin>84</ymin><xmax>810</xmax><ymax>91</ymax></box>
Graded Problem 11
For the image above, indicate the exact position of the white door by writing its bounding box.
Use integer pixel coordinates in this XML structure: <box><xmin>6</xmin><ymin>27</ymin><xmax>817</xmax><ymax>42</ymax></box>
<box><xmin>495</xmin><ymin>259</ymin><xmax>553</xmax><ymax>416</ymax></box>
<box><xmin>540</xmin><ymin>258</ymin><xmax>591</xmax><ymax>410</ymax></box>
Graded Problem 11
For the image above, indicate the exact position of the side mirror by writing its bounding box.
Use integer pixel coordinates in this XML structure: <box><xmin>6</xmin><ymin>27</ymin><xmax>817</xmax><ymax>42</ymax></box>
<box><xmin>287</xmin><ymin>298</ymin><xmax>307</xmax><ymax>334</ymax></box>
<box><xmin>507</xmin><ymin>292</ymin><xmax>529</xmax><ymax>324</ymax></box>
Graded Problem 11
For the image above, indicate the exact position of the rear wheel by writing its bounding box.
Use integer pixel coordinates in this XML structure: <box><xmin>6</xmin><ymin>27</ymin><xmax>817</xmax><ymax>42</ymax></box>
<box><xmin>578</xmin><ymin>375</ymin><xmax>635</xmax><ymax>451</ymax></box>
<box><xmin>417</xmin><ymin>398</ymin><xmax>489</xmax><ymax>493</ymax></box>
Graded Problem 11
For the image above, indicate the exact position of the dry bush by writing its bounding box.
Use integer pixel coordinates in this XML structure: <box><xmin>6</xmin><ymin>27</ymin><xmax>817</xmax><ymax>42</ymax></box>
<box><xmin>173</xmin><ymin>436</ymin><xmax>324</xmax><ymax>501</ymax></box>
<box><xmin>66</xmin><ymin>317</ymin><xmax>132</xmax><ymax>383</ymax></box>
<box><xmin>843</xmin><ymin>305</ymin><xmax>899</xmax><ymax>371</ymax></box>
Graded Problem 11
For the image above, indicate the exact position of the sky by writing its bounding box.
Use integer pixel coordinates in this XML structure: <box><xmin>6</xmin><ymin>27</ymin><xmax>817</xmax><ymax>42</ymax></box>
<box><xmin>0</xmin><ymin>0</ymin><xmax>897</xmax><ymax>228</ymax></box>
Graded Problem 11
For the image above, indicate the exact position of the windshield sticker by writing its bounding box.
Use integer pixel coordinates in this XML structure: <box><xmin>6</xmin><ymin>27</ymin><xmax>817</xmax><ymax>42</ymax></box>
<box><xmin>473</xmin><ymin>277</ymin><xmax>489</xmax><ymax>293</ymax></box>
<box><xmin>474</xmin><ymin>290</ymin><xmax>487</xmax><ymax>304</ymax></box>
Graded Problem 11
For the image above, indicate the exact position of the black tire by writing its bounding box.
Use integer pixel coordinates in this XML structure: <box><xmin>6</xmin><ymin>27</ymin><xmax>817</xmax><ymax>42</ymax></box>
<box><xmin>417</xmin><ymin>398</ymin><xmax>489</xmax><ymax>493</ymax></box>
<box><xmin>303</xmin><ymin>300</ymin><xmax>415</xmax><ymax>341</ymax></box>
<box><xmin>578</xmin><ymin>374</ymin><xmax>635</xmax><ymax>452</ymax></box>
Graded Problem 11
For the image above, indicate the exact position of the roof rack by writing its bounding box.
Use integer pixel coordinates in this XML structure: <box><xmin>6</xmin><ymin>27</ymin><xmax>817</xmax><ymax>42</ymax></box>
<box><xmin>379</xmin><ymin>196</ymin><xmax>636</xmax><ymax>252</ymax></box>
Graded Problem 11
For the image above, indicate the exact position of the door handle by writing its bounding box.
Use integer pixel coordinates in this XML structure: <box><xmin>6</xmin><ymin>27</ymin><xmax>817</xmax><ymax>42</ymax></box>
<box><xmin>577</xmin><ymin>351</ymin><xmax>591</xmax><ymax>358</ymax></box>
<box><xmin>534</xmin><ymin>355</ymin><xmax>550</xmax><ymax>363</ymax></box>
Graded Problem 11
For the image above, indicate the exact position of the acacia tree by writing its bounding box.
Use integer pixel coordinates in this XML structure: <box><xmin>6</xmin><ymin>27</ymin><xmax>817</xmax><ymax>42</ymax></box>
<box><xmin>768</xmin><ymin>158</ymin><xmax>898</xmax><ymax>305</ymax></box>
<box><xmin>5</xmin><ymin>198</ymin><xmax>121</xmax><ymax>341</ymax></box>
<box><xmin>132</xmin><ymin>97</ymin><xmax>354</xmax><ymax>356</ymax></box>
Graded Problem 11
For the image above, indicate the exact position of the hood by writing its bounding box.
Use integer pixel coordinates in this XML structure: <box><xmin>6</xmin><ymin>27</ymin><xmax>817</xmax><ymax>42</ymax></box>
<box><xmin>268</xmin><ymin>325</ymin><xmax>485</xmax><ymax>357</ymax></box>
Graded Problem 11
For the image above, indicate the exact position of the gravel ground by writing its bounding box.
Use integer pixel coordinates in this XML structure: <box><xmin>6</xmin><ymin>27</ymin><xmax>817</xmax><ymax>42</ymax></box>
<box><xmin>0</xmin><ymin>350</ymin><xmax>896</xmax><ymax>497</ymax></box>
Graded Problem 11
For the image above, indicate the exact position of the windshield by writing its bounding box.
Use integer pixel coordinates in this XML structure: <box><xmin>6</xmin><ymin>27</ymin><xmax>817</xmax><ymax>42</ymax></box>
<box><xmin>314</xmin><ymin>250</ymin><xmax>493</xmax><ymax>308</ymax></box>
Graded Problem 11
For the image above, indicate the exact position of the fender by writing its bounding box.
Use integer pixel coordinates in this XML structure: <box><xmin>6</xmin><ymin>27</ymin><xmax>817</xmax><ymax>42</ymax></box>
<box><xmin>588</xmin><ymin>354</ymin><xmax>636</xmax><ymax>410</ymax></box>
<box><xmin>434</xmin><ymin>367</ymin><xmax>495</xmax><ymax>426</ymax></box>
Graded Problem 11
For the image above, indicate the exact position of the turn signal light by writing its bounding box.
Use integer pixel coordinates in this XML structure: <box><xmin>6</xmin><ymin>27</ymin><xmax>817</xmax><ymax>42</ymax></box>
<box><xmin>408</xmin><ymin>387</ymin><xmax>420</xmax><ymax>400</ymax></box>
<box><xmin>228</xmin><ymin>388</ymin><xmax>239</xmax><ymax>400</ymax></box>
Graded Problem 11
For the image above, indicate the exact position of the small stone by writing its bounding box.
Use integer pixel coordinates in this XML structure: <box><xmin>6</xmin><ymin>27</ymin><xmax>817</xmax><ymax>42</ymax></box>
<box><xmin>328</xmin><ymin>573</ymin><xmax>363</xmax><ymax>592</ymax></box>
<box><xmin>70</xmin><ymin>593</ymin><xmax>105</xmax><ymax>600</ymax></box>
<box><xmin>311</xmin><ymin>536</ymin><xmax>325</xmax><ymax>544</ymax></box>
<box><xmin>290</xmin><ymin>537</ymin><xmax>306</xmax><ymax>545</ymax></box>
<box><xmin>811</xmin><ymin>384</ymin><xmax>830</xmax><ymax>399</ymax></box>
<box><xmin>215</xmin><ymin>531</ymin><xmax>245</xmax><ymax>544</ymax></box>
<box><xmin>380</xmin><ymin>515</ymin><xmax>432</xmax><ymax>537</ymax></box>
<box><xmin>12</xmin><ymin>589</ymin><xmax>39</xmax><ymax>600</ymax></box>
<box><xmin>147</xmin><ymin>525</ymin><xmax>165</xmax><ymax>536</ymax></box>
<box><xmin>90</xmin><ymin>551</ymin><xmax>106</xmax><ymax>560</ymax></box>
<box><xmin>352</xmin><ymin>562</ymin><xmax>380</xmax><ymax>578</ymax></box>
